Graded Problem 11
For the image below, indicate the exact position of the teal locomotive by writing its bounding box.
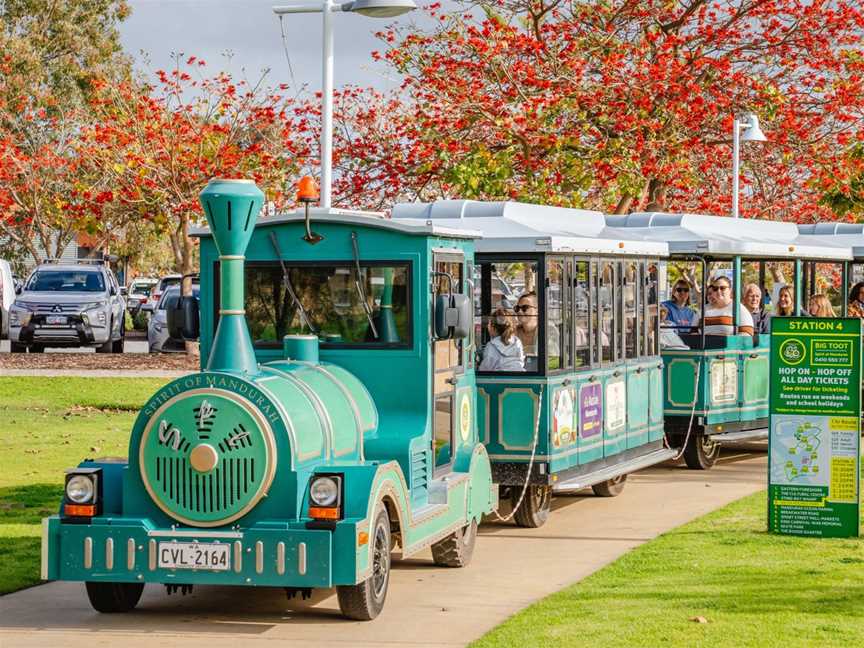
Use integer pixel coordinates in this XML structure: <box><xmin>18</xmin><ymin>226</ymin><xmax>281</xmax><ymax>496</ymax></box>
<box><xmin>41</xmin><ymin>179</ymin><xmax>495</xmax><ymax>620</ymax></box>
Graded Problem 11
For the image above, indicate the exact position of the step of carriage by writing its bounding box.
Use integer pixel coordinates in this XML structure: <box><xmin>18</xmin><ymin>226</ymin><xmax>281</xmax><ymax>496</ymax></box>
<box><xmin>707</xmin><ymin>428</ymin><xmax>768</xmax><ymax>444</ymax></box>
<box><xmin>552</xmin><ymin>448</ymin><xmax>677</xmax><ymax>494</ymax></box>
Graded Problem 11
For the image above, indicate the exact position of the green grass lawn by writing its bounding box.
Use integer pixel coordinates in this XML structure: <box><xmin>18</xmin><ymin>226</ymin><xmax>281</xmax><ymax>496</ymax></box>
<box><xmin>473</xmin><ymin>490</ymin><xmax>864</xmax><ymax>648</ymax></box>
<box><xmin>0</xmin><ymin>377</ymin><xmax>167</xmax><ymax>595</ymax></box>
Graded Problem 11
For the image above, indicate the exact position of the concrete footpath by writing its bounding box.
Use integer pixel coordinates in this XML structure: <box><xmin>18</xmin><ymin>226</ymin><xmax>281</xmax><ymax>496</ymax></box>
<box><xmin>0</xmin><ymin>445</ymin><xmax>767</xmax><ymax>648</ymax></box>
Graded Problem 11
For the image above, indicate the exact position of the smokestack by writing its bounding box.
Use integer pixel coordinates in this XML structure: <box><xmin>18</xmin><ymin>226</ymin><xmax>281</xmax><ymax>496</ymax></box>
<box><xmin>199</xmin><ymin>178</ymin><xmax>264</xmax><ymax>374</ymax></box>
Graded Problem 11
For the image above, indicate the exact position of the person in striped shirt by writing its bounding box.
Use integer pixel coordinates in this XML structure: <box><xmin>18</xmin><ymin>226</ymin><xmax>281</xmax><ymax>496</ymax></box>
<box><xmin>694</xmin><ymin>276</ymin><xmax>754</xmax><ymax>336</ymax></box>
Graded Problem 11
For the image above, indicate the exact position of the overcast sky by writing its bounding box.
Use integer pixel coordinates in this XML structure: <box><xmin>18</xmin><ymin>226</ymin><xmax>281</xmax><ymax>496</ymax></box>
<box><xmin>118</xmin><ymin>0</ymin><xmax>444</xmax><ymax>94</ymax></box>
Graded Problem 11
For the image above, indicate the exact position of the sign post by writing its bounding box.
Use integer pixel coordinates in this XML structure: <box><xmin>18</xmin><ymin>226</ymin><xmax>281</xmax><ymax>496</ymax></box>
<box><xmin>769</xmin><ymin>317</ymin><xmax>860</xmax><ymax>537</ymax></box>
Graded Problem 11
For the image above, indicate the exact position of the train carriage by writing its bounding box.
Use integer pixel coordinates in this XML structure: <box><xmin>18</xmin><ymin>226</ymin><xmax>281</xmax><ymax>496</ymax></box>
<box><xmin>393</xmin><ymin>200</ymin><xmax>675</xmax><ymax>527</ymax></box>
<box><xmin>607</xmin><ymin>212</ymin><xmax>852</xmax><ymax>469</ymax></box>
<box><xmin>41</xmin><ymin>179</ymin><xmax>496</xmax><ymax>620</ymax></box>
<box><xmin>797</xmin><ymin>223</ymin><xmax>864</xmax><ymax>316</ymax></box>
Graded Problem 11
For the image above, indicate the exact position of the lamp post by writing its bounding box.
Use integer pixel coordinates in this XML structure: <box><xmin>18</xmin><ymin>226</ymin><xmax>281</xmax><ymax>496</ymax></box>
<box><xmin>273</xmin><ymin>0</ymin><xmax>417</xmax><ymax>210</ymax></box>
<box><xmin>731</xmin><ymin>112</ymin><xmax>767</xmax><ymax>218</ymax></box>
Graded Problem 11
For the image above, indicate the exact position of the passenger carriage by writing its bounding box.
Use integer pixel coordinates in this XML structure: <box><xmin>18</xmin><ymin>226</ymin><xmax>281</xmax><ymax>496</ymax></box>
<box><xmin>607</xmin><ymin>212</ymin><xmax>852</xmax><ymax>469</ymax></box>
<box><xmin>41</xmin><ymin>179</ymin><xmax>496</xmax><ymax>620</ymax></box>
<box><xmin>392</xmin><ymin>201</ymin><xmax>676</xmax><ymax>527</ymax></box>
<box><xmin>797</xmin><ymin>223</ymin><xmax>864</xmax><ymax>316</ymax></box>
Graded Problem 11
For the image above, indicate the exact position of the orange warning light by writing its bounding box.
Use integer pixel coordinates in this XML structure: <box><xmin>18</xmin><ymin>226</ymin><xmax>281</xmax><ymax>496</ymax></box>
<box><xmin>297</xmin><ymin>176</ymin><xmax>319</xmax><ymax>203</ymax></box>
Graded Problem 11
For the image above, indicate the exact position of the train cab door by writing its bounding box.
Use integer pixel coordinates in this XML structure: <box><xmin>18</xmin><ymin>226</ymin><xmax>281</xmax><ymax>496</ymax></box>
<box><xmin>431</xmin><ymin>252</ymin><xmax>465</xmax><ymax>477</ymax></box>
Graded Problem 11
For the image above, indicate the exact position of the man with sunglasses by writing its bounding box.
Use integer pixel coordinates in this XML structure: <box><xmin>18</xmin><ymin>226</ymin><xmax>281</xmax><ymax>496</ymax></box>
<box><xmin>660</xmin><ymin>279</ymin><xmax>698</xmax><ymax>330</ymax></box>
<box><xmin>695</xmin><ymin>276</ymin><xmax>754</xmax><ymax>336</ymax></box>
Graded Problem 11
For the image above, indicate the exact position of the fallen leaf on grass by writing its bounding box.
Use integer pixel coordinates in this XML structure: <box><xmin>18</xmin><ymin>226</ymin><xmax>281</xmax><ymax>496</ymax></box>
<box><xmin>90</xmin><ymin>446</ymin><xmax>100</xmax><ymax>453</ymax></box>
<box><xmin>690</xmin><ymin>616</ymin><xmax>709</xmax><ymax>624</ymax></box>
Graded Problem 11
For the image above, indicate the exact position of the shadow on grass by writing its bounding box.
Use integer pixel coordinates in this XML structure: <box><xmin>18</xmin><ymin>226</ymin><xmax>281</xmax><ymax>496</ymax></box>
<box><xmin>0</xmin><ymin>483</ymin><xmax>62</xmax><ymax>525</ymax></box>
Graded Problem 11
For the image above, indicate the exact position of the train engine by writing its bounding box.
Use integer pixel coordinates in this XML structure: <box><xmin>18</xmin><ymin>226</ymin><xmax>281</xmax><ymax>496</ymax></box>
<box><xmin>41</xmin><ymin>179</ymin><xmax>494</xmax><ymax>620</ymax></box>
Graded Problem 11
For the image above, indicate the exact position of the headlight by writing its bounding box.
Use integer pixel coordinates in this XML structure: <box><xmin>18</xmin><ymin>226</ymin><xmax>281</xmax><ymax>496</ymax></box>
<box><xmin>10</xmin><ymin>304</ymin><xmax>33</xmax><ymax>327</ymax></box>
<box><xmin>66</xmin><ymin>475</ymin><xmax>95</xmax><ymax>504</ymax></box>
<box><xmin>310</xmin><ymin>476</ymin><xmax>340</xmax><ymax>507</ymax></box>
<box><xmin>81</xmin><ymin>301</ymin><xmax>107</xmax><ymax>311</ymax></box>
<box><xmin>81</xmin><ymin>302</ymin><xmax>107</xmax><ymax>325</ymax></box>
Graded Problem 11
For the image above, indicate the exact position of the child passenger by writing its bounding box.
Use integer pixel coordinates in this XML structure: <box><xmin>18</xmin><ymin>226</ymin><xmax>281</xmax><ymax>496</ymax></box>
<box><xmin>479</xmin><ymin>307</ymin><xmax>525</xmax><ymax>372</ymax></box>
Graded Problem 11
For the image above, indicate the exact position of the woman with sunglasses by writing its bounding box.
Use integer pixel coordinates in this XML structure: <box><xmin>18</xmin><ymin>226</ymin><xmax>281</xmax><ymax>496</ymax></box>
<box><xmin>660</xmin><ymin>279</ymin><xmax>697</xmax><ymax>330</ymax></box>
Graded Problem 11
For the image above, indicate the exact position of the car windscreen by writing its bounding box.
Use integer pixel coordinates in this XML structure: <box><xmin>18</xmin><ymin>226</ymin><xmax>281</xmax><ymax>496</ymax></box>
<box><xmin>26</xmin><ymin>270</ymin><xmax>105</xmax><ymax>292</ymax></box>
<box><xmin>130</xmin><ymin>281</ymin><xmax>156</xmax><ymax>295</ymax></box>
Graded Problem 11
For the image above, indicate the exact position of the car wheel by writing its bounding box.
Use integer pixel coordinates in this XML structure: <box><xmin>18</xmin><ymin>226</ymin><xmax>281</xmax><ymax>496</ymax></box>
<box><xmin>30</xmin><ymin>344</ymin><xmax>45</xmax><ymax>353</ymax></box>
<box><xmin>10</xmin><ymin>342</ymin><xmax>26</xmax><ymax>353</ymax></box>
<box><xmin>96</xmin><ymin>320</ymin><xmax>114</xmax><ymax>353</ymax></box>
<box><xmin>112</xmin><ymin>324</ymin><xmax>125</xmax><ymax>353</ymax></box>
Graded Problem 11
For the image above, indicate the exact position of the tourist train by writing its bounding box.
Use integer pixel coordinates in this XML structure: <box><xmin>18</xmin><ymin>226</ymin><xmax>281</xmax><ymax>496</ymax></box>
<box><xmin>41</xmin><ymin>179</ymin><xmax>858</xmax><ymax>619</ymax></box>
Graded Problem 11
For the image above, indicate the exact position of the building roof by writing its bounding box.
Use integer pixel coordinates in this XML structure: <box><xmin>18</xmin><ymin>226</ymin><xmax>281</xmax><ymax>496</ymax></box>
<box><xmin>391</xmin><ymin>200</ymin><xmax>669</xmax><ymax>256</ymax></box>
<box><xmin>605</xmin><ymin>212</ymin><xmax>852</xmax><ymax>260</ymax></box>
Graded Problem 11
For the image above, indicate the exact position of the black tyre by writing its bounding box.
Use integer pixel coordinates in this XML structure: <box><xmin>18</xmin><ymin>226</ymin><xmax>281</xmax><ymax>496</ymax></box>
<box><xmin>30</xmin><ymin>344</ymin><xmax>44</xmax><ymax>353</ymax></box>
<box><xmin>10</xmin><ymin>342</ymin><xmax>26</xmax><ymax>353</ymax></box>
<box><xmin>592</xmin><ymin>474</ymin><xmax>627</xmax><ymax>497</ymax></box>
<box><xmin>112</xmin><ymin>325</ymin><xmax>125</xmax><ymax>353</ymax></box>
<box><xmin>683</xmin><ymin>433</ymin><xmax>719</xmax><ymax>470</ymax></box>
<box><xmin>96</xmin><ymin>320</ymin><xmax>114</xmax><ymax>353</ymax></box>
<box><xmin>431</xmin><ymin>518</ymin><xmax>477</xmax><ymax>568</ymax></box>
<box><xmin>337</xmin><ymin>507</ymin><xmax>390</xmax><ymax>621</ymax></box>
<box><xmin>85</xmin><ymin>581</ymin><xmax>144</xmax><ymax>613</ymax></box>
<box><xmin>511</xmin><ymin>485</ymin><xmax>552</xmax><ymax>528</ymax></box>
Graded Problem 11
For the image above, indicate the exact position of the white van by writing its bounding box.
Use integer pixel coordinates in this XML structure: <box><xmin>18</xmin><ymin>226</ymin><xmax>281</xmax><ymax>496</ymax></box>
<box><xmin>0</xmin><ymin>259</ymin><xmax>15</xmax><ymax>339</ymax></box>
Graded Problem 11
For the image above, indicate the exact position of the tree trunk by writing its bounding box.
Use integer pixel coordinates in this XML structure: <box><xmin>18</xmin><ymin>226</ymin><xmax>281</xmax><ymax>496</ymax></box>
<box><xmin>613</xmin><ymin>195</ymin><xmax>634</xmax><ymax>214</ymax></box>
<box><xmin>178</xmin><ymin>214</ymin><xmax>201</xmax><ymax>360</ymax></box>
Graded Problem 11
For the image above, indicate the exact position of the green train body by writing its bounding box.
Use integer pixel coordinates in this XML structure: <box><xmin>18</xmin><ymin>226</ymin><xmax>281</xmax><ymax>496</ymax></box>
<box><xmin>42</xmin><ymin>184</ymin><xmax>857</xmax><ymax>618</ymax></box>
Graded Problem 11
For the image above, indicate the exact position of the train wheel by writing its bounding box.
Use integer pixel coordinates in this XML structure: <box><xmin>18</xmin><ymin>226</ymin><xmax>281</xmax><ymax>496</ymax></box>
<box><xmin>85</xmin><ymin>581</ymin><xmax>144</xmax><ymax>613</ymax></box>
<box><xmin>592</xmin><ymin>474</ymin><xmax>627</xmax><ymax>497</ymax></box>
<box><xmin>337</xmin><ymin>507</ymin><xmax>390</xmax><ymax>620</ymax></box>
<box><xmin>512</xmin><ymin>485</ymin><xmax>552</xmax><ymax>528</ymax></box>
<box><xmin>431</xmin><ymin>518</ymin><xmax>477</xmax><ymax>568</ymax></box>
<box><xmin>683</xmin><ymin>433</ymin><xmax>719</xmax><ymax>470</ymax></box>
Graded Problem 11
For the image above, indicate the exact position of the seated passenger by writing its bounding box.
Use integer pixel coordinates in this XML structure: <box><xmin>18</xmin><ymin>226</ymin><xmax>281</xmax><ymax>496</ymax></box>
<box><xmin>659</xmin><ymin>306</ymin><xmax>689</xmax><ymax>349</ymax></box>
<box><xmin>660</xmin><ymin>279</ymin><xmax>697</xmax><ymax>330</ymax></box>
<box><xmin>694</xmin><ymin>276</ymin><xmax>754</xmax><ymax>335</ymax></box>
<box><xmin>848</xmin><ymin>282</ymin><xmax>864</xmax><ymax>318</ymax></box>
<box><xmin>808</xmin><ymin>294</ymin><xmax>835</xmax><ymax>318</ymax></box>
<box><xmin>478</xmin><ymin>308</ymin><xmax>525</xmax><ymax>372</ymax></box>
<box><xmin>515</xmin><ymin>292</ymin><xmax>559</xmax><ymax>358</ymax></box>
<box><xmin>742</xmin><ymin>283</ymin><xmax>768</xmax><ymax>334</ymax></box>
<box><xmin>767</xmin><ymin>285</ymin><xmax>795</xmax><ymax>328</ymax></box>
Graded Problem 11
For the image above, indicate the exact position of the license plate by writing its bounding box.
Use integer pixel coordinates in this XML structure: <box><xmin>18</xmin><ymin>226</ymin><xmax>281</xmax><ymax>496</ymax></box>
<box><xmin>46</xmin><ymin>315</ymin><xmax>67</xmax><ymax>325</ymax></box>
<box><xmin>158</xmin><ymin>541</ymin><xmax>231</xmax><ymax>571</ymax></box>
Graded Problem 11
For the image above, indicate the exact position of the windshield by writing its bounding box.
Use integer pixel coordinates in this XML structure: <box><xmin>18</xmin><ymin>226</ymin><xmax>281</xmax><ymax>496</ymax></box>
<box><xmin>130</xmin><ymin>281</ymin><xmax>156</xmax><ymax>295</ymax></box>
<box><xmin>159</xmin><ymin>287</ymin><xmax>199</xmax><ymax>310</ymax></box>
<box><xmin>242</xmin><ymin>262</ymin><xmax>411</xmax><ymax>347</ymax></box>
<box><xmin>26</xmin><ymin>270</ymin><xmax>105</xmax><ymax>293</ymax></box>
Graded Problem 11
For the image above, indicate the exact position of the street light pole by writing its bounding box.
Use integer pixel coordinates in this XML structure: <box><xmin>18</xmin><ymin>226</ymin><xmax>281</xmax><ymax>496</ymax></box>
<box><xmin>732</xmin><ymin>117</ymin><xmax>741</xmax><ymax>219</ymax></box>
<box><xmin>731</xmin><ymin>113</ymin><xmax>767</xmax><ymax>219</ymax></box>
<box><xmin>274</xmin><ymin>0</ymin><xmax>416</xmax><ymax>211</ymax></box>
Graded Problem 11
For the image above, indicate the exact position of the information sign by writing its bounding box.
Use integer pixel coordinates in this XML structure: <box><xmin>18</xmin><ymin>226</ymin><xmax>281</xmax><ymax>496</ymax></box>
<box><xmin>769</xmin><ymin>317</ymin><xmax>860</xmax><ymax>537</ymax></box>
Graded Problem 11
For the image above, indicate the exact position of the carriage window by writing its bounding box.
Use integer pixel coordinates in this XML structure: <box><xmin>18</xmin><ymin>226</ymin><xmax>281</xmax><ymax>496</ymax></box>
<box><xmin>241</xmin><ymin>262</ymin><xmax>411</xmax><ymax>347</ymax></box>
<box><xmin>590</xmin><ymin>260</ymin><xmax>600</xmax><ymax>365</ymax></box>
<box><xmin>624</xmin><ymin>260</ymin><xmax>639</xmax><ymax>359</ymax></box>
<box><xmin>645</xmin><ymin>261</ymin><xmax>659</xmax><ymax>355</ymax></box>
<box><xmin>574</xmin><ymin>260</ymin><xmax>590</xmax><ymax>367</ymax></box>
<box><xmin>599</xmin><ymin>261</ymin><xmax>614</xmax><ymax>363</ymax></box>
<box><xmin>476</xmin><ymin>260</ymin><xmax>540</xmax><ymax>373</ymax></box>
<box><xmin>546</xmin><ymin>257</ymin><xmax>566</xmax><ymax>371</ymax></box>
<box><xmin>661</xmin><ymin>260</ymin><xmax>702</xmax><ymax>335</ymax></box>
<box><xmin>741</xmin><ymin>260</ymin><xmax>794</xmax><ymax>333</ymax></box>
<box><xmin>802</xmin><ymin>262</ymin><xmax>843</xmax><ymax>317</ymax></box>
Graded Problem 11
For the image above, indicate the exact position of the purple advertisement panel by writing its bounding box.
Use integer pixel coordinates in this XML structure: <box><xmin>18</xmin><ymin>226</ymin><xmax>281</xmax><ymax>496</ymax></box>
<box><xmin>580</xmin><ymin>383</ymin><xmax>603</xmax><ymax>438</ymax></box>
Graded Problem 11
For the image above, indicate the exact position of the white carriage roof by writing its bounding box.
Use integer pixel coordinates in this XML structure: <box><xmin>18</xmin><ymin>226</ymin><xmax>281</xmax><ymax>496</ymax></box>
<box><xmin>391</xmin><ymin>200</ymin><xmax>669</xmax><ymax>256</ymax></box>
<box><xmin>798</xmin><ymin>223</ymin><xmax>864</xmax><ymax>258</ymax></box>
<box><xmin>190</xmin><ymin>207</ymin><xmax>481</xmax><ymax>240</ymax></box>
<box><xmin>605</xmin><ymin>212</ymin><xmax>852</xmax><ymax>260</ymax></box>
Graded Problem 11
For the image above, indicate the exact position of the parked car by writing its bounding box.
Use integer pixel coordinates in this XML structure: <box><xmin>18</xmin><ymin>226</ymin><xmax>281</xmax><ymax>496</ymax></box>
<box><xmin>140</xmin><ymin>274</ymin><xmax>188</xmax><ymax>314</ymax></box>
<box><xmin>0</xmin><ymin>260</ymin><xmax>15</xmax><ymax>339</ymax></box>
<box><xmin>125</xmin><ymin>277</ymin><xmax>158</xmax><ymax>317</ymax></box>
<box><xmin>8</xmin><ymin>261</ymin><xmax>126</xmax><ymax>353</ymax></box>
<box><xmin>148</xmin><ymin>284</ymin><xmax>199</xmax><ymax>352</ymax></box>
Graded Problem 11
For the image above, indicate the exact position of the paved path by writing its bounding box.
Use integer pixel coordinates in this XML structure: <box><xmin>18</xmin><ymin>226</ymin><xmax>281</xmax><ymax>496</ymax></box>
<box><xmin>0</xmin><ymin>445</ymin><xmax>767</xmax><ymax>648</ymax></box>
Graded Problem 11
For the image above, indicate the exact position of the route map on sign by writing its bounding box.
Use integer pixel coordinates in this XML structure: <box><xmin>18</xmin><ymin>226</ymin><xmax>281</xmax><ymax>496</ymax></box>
<box><xmin>770</xmin><ymin>418</ymin><xmax>826</xmax><ymax>486</ymax></box>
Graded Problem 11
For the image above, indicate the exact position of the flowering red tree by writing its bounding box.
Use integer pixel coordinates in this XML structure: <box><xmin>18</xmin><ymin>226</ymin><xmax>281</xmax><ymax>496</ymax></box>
<box><xmin>85</xmin><ymin>56</ymin><xmax>310</xmax><ymax>287</ymax></box>
<box><xmin>371</xmin><ymin>0</ymin><xmax>864</xmax><ymax>220</ymax></box>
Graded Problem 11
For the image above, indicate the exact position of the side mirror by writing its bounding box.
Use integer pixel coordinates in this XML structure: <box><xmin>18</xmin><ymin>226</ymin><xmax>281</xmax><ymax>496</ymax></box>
<box><xmin>434</xmin><ymin>293</ymin><xmax>472</xmax><ymax>339</ymax></box>
<box><xmin>15</xmin><ymin>285</ymin><xmax>22</xmax><ymax>295</ymax></box>
<box><xmin>120</xmin><ymin>287</ymin><xmax>128</xmax><ymax>296</ymax></box>
<box><xmin>167</xmin><ymin>295</ymin><xmax>200</xmax><ymax>340</ymax></box>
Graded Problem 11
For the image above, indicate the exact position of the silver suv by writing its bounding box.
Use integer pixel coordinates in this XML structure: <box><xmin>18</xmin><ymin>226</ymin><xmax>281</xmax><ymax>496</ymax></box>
<box><xmin>9</xmin><ymin>261</ymin><xmax>126</xmax><ymax>353</ymax></box>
